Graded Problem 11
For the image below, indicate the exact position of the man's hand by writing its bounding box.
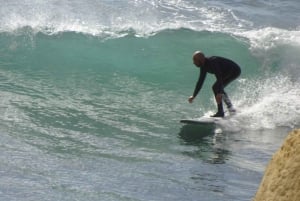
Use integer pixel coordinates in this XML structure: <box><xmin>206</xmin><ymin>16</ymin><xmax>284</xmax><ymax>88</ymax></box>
<box><xmin>188</xmin><ymin>96</ymin><xmax>195</xmax><ymax>103</ymax></box>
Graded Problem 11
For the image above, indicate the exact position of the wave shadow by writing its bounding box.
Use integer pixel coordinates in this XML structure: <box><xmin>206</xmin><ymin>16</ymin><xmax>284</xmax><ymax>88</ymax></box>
<box><xmin>178</xmin><ymin>124</ymin><xmax>230</xmax><ymax>164</ymax></box>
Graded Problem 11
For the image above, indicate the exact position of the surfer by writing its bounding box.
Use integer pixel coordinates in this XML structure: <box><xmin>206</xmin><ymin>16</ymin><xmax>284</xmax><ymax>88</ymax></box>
<box><xmin>188</xmin><ymin>51</ymin><xmax>241</xmax><ymax>117</ymax></box>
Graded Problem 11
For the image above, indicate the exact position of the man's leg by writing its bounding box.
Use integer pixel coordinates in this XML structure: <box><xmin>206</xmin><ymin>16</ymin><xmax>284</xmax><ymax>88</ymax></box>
<box><xmin>222</xmin><ymin>92</ymin><xmax>236</xmax><ymax>113</ymax></box>
<box><xmin>212</xmin><ymin>83</ymin><xmax>224</xmax><ymax>117</ymax></box>
<box><xmin>221</xmin><ymin>69</ymin><xmax>241</xmax><ymax>112</ymax></box>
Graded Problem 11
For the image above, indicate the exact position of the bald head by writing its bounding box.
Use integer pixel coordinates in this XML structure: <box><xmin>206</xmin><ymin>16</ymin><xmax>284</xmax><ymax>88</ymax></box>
<box><xmin>193</xmin><ymin>51</ymin><xmax>205</xmax><ymax>67</ymax></box>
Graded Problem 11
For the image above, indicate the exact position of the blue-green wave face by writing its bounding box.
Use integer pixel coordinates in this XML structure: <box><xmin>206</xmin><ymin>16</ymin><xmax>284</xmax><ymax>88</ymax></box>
<box><xmin>1</xmin><ymin>27</ymin><xmax>299</xmax><ymax>132</ymax></box>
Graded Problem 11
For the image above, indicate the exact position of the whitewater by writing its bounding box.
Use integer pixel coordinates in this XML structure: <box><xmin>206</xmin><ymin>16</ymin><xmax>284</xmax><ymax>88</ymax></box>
<box><xmin>0</xmin><ymin>0</ymin><xmax>299</xmax><ymax>201</ymax></box>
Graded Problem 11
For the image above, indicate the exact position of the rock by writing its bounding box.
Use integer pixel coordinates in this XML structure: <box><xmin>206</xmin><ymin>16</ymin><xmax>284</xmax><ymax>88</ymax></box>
<box><xmin>253</xmin><ymin>129</ymin><xmax>300</xmax><ymax>201</ymax></box>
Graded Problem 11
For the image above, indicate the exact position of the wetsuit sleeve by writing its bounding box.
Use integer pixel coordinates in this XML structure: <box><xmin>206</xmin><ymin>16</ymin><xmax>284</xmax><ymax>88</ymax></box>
<box><xmin>192</xmin><ymin>68</ymin><xmax>207</xmax><ymax>97</ymax></box>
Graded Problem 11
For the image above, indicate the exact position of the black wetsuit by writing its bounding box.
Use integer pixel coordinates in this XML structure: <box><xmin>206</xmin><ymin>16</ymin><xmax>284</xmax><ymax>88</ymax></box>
<box><xmin>193</xmin><ymin>56</ymin><xmax>241</xmax><ymax>98</ymax></box>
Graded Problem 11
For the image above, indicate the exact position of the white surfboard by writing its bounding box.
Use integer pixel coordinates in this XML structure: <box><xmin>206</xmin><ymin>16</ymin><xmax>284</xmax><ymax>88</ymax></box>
<box><xmin>180</xmin><ymin>116</ymin><xmax>223</xmax><ymax>125</ymax></box>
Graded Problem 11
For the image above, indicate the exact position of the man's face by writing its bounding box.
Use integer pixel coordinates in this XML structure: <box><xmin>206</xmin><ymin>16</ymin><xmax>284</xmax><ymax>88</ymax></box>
<box><xmin>193</xmin><ymin>57</ymin><xmax>202</xmax><ymax>67</ymax></box>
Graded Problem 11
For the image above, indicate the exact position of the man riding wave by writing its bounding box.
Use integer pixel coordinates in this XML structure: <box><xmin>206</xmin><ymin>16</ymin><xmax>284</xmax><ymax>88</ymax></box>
<box><xmin>188</xmin><ymin>51</ymin><xmax>241</xmax><ymax>117</ymax></box>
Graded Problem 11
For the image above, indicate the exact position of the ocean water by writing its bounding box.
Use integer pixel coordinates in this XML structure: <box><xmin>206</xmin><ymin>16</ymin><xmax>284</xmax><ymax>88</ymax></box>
<box><xmin>0</xmin><ymin>0</ymin><xmax>300</xmax><ymax>200</ymax></box>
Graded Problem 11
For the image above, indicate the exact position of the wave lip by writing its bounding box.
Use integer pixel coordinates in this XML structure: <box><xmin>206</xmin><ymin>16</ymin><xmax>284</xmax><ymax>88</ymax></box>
<box><xmin>0</xmin><ymin>0</ymin><xmax>252</xmax><ymax>38</ymax></box>
<box><xmin>1</xmin><ymin>0</ymin><xmax>299</xmax><ymax>43</ymax></box>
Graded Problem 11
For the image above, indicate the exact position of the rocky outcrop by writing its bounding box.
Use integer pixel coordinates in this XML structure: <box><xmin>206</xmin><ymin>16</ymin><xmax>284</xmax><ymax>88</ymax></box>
<box><xmin>254</xmin><ymin>129</ymin><xmax>300</xmax><ymax>201</ymax></box>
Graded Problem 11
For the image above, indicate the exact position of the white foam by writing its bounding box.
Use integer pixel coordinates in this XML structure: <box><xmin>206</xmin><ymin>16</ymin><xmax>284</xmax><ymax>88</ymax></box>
<box><xmin>1</xmin><ymin>0</ymin><xmax>300</xmax><ymax>51</ymax></box>
<box><xmin>237</xmin><ymin>27</ymin><xmax>300</xmax><ymax>50</ymax></box>
<box><xmin>0</xmin><ymin>0</ymin><xmax>249</xmax><ymax>37</ymax></box>
<box><xmin>223</xmin><ymin>75</ymin><xmax>300</xmax><ymax>131</ymax></box>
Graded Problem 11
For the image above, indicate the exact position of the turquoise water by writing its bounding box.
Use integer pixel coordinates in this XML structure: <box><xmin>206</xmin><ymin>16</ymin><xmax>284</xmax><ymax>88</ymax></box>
<box><xmin>0</xmin><ymin>1</ymin><xmax>300</xmax><ymax>200</ymax></box>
